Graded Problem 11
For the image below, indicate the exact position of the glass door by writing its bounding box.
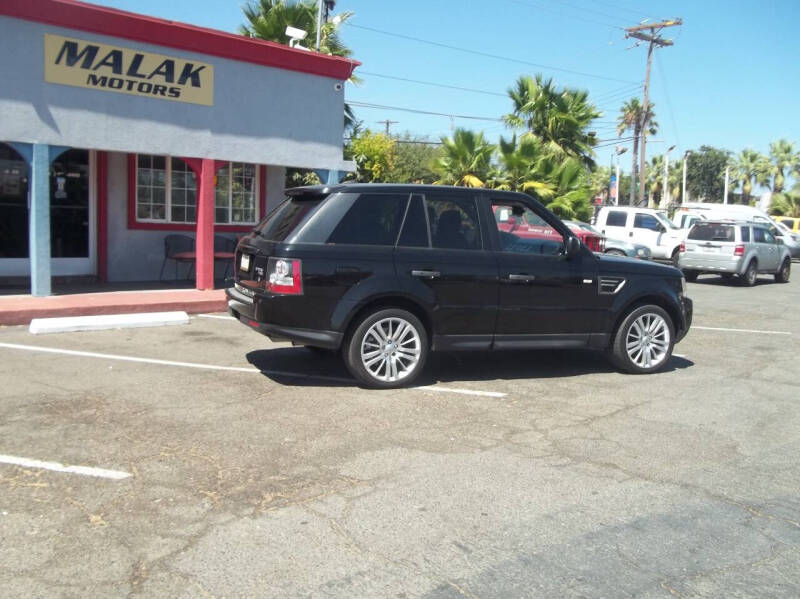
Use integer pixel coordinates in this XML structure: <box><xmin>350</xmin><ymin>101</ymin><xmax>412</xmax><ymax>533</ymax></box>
<box><xmin>0</xmin><ymin>145</ymin><xmax>95</xmax><ymax>279</ymax></box>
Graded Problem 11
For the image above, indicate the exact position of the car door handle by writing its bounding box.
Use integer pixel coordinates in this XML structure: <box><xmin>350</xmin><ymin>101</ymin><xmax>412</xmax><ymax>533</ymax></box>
<box><xmin>411</xmin><ymin>269</ymin><xmax>440</xmax><ymax>279</ymax></box>
<box><xmin>507</xmin><ymin>274</ymin><xmax>536</xmax><ymax>282</ymax></box>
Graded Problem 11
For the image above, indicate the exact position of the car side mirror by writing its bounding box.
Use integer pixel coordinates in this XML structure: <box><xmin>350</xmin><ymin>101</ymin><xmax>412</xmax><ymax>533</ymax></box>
<box><xmin>657</xmin><ymin>224</ymin><xmax>666</xmax><ymax>233</ymax></box>
<box><xmin>565</xmin><ymin>235</ymin><xmax>581</xmax><ymax>258</ymax></box>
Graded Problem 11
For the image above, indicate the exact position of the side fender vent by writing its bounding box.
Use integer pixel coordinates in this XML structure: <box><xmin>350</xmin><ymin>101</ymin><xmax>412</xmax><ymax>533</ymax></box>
<box><xmin>599</xmin><ymin>276</ymin><xmax>626</xmax><ymax>295</ymax></box>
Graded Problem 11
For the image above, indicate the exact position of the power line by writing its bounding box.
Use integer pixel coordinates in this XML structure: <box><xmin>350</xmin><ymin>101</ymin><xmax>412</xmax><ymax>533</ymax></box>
<box><xmin>655</xmin><ymin>54</ymin><xmax>682</xmax><ymax>153</ymax></box>
<box><xmin>358</xmin><ymin>71</ymin><xmax>506</xmax><ymax>98</ymax></box>
<box><xmin>347</xmin><ymin>23</ymin><xmax>638</xmax><ymax>84</ymax></box>
<box><xmin>348</xmin><ymin>101</ymin><xmax>503</xmax><ymax>122</ymax></box>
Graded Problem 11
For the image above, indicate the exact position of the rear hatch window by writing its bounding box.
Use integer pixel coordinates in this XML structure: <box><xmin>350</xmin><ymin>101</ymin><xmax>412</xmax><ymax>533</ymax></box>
<box><xmin>252</xmin><ymin>193</ymin><xmax>325</xmax><ymax>242</ymax></box>
<box><xmin>688</xmin><ymin>223</ymin><xmax>736</xmax><ymax>242</ymax></box>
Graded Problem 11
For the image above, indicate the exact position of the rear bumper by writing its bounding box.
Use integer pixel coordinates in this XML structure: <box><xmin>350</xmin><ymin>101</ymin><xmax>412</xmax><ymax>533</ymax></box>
<box><xmin>678</xmin><ymin>254</ymin><xmax>743</xmax><ymax>274</ymax></box>
<box><xmin>676</xmin><ymin>296</ymin><xmax>693</xmax><ymax>343</ymax></box>
<box><xmin>226</xmin><ymin>286</ymin><xmax>342</xmax><ymax>349</ymax></box>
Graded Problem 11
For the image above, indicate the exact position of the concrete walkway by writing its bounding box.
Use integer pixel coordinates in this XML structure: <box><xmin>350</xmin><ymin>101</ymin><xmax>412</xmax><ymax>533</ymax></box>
<box><xmin>0</xmin><ymin>289</ymin><xmax>227</xmax><ymax>326</ymax></box>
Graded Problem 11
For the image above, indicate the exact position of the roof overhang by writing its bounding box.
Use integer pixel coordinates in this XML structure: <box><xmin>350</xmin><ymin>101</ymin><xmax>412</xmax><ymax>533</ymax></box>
<box><xmin>0</xmin><ymin>0</ymin><xmax>360</xmax><ymax>81</ymax></box>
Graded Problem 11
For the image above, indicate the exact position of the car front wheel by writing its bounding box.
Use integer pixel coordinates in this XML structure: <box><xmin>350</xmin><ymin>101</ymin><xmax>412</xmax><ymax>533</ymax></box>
<box><xmin>611</xmin><ymin>305</ymin><xmax>675</xmax><ymax>374</ymax></box>
<box><xmin>344</xmin><ymin>308</ymin><xmax>428</xmax><ymax>388</ymax></box>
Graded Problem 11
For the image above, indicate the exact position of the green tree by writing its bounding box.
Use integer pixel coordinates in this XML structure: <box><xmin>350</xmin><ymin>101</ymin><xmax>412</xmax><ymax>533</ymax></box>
<box><xmin>503</xmin><ymin>75</ymin><xmax>601</xmax><ymax>167</ymax></box>
<box><xmin>770</xmin><ymin>185</ymin><xmax>800</xmax><ymax>217</ymax></box>
<box><xmin>348</xmin><ymin>130</ymin><xmax>395</xmax><ymax>183</ymax></box>
<box><xmin>767</xmin><ymin>139</ymin><xmax>798</xmax><ymax>193</ymax></box>
<box><xmin>431</xmin><ymin>129</ymin><xmax>495</xmax><ymax>187</ymax></box>
<box><xmin>617</xmin><ymin>98</ymin><xmax>658</xmax><ymax>205</ymax></box>
<box><xmin>387</xmin><ymin>135</ymin><xmax>440</xmax><ymax>183</ymax></box>
<box><xmin>489</xmin><ymin>135</ymin><xmax>552</xmax><ymax>195</ymax></box>
<box><xmin>539</xmin><ymin>157</ymin><xmax>593</xmax><ymax>221</ymax></box>
<box><xmin>647</xmin><ymin>154</ymin><xmax>665</xmax><ymax>207</ymax></box>
<box><xmin>589</xmin><ymin>165</ymin><xmax>612</xmax><ymax>202</ymax></box>
<box><xmin>685</xmin><ymin>145</ymin><xmax>731</xmax><ymax>202</ymax></box>
<box><xmin>731</xmin><ymin>149</ymin><xmax>768</xmax><ymax>205</ymax></box>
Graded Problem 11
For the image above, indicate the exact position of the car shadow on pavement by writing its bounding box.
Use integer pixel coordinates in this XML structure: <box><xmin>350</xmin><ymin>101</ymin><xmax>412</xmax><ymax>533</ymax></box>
<box><xmin>246</xmin><ymin>347</ymin><xmax>694</xmax><ymax>389</ymax></box>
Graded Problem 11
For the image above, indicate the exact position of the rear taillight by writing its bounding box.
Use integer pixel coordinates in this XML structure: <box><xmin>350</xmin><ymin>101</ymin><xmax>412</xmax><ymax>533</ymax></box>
<box><xmin>734</xmin><ymin>244</ymin><xmax>745</xmax><ymax>256</ymax></box>
<box><xmin>584</xmin><ymin>234</ymin><xmax>604</xmax><ymax>252</ymax></box>
<box><xmin>679</xmin><ymin>242</ymin><xmax>686</xmax><ymax>253</ymax></box>
<box><xmin>266</xmin><ymin>258</ymin><xmax>303</xmax><ymax>295</ymax></box>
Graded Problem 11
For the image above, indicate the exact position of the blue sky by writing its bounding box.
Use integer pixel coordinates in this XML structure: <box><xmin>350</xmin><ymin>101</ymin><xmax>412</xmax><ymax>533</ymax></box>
<box><xmin>91</xmin><ymin>0</ymin><xmax>800</xmax><ymax>173</ymax></box>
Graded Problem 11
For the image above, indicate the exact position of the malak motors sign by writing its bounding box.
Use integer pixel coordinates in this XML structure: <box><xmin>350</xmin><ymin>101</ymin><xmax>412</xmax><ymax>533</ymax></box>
<box><xmin>44</xmin><ymin>33</ymin><xmax>214</xmax><ymax>106</ymax></box>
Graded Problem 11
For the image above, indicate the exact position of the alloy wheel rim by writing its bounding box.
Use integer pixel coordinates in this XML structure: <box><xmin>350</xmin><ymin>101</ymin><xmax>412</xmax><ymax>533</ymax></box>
<box><xmin>625</xmin><ymin>313</ymin><xmax>670</xmax><ymax>369</ymax></box>
<box><xmin>361</xmin><ymin>317</ymin><xmax>422</xmax><ymax>382</ymax></box>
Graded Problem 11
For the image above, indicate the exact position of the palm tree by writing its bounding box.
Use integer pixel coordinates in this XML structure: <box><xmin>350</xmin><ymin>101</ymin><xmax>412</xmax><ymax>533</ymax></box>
<box><xmin>768</xmin><ymin>139</ymin><xmax>798</xmax><ymax>193</ymax></box>
<box><xmin>431</xmin><ymin>129</ymin><xmax>495</xmax><ymax>188</ymax></box>
<box><xmin>770</xmin><ymin>184</ymin><xmax>800</xmax><ymax>217</ymax></box>
<box><xmin>240</xmin><ymin>0</ymin><xmax>359</xmax><ymax>131</ymax></box>
<box><xmin>489</xmin><ymin>135</ymin><xmax>552</xmax><ymax>195</ymax></box>
<box><xmin>617</xmin><ymin>98</ymin><xmax>658</xmax><ymax>205</ymax></box>
<box><xmin>539</xmin><ymin>157</ymin><xmax>593</xmax><ymax>221</ymax></box>
<box><xmin>503</xmin><ymin>75</ymin><xmax>601</xmax><ymax>168</ymax></box>
<box><xmin>731</xmin><ymin>149</ymin><xmax>767</xmax><ymax>205</ymax></box>
<box><xmin>647</xmin><ymin>154</ymin><xmax>665</xmax><ymax>207</ymax></box>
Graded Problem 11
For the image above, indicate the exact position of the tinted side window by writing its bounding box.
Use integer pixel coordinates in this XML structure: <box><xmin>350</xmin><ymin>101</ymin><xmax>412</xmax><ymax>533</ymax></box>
<box><xmin>740</xmin><ymin>226</ymin><xmax>750</xmax><ymax>242</ymax></box>
<box><xmin>254</xmin><ymin>196</ymin><xmax>323</xmax><ymax>241</ymax></box>
<box><xmin>427</xmin><ymin>195</ymin><xmax>482</xmax><ymax>250</ymax></box>
<box><xmin>634</xmin><ymin>213</ymin><xmax>661</xmax><ymax>231</ymax></box>
<box><xmin>327</xmin><ymin>193</ymin><xmax>408</xmax><ymax>246</ymax></box>
<box><xmin>492</xmin><ymin>201</ymin><xmax>564</xmax><ymax>255</ymax></box>
<box><xmin>753</xmin><ymin>227</ymin><xmax>766</xmax><ymax>243</ymax></box>
<box><xmin>606</xmin><ymin>211</ymin><xmax>628</xmax><ymax>227</ymax></box>
<box><xmin>397</xmin><ymin>195</ymin><xmax>429</xmax><ymax>247</ymax></box>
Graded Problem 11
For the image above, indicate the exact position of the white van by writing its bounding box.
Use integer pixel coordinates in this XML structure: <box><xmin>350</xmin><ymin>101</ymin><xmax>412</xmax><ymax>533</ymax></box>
<box><xmin>674</xmin><ymin>202</ymin><xmax>773</xmax><ymax>227</ymax></box>
<box><xmin>594</xmin><ymin>206</ymin><xmax>686</xmax><ymax>262</ymax></box>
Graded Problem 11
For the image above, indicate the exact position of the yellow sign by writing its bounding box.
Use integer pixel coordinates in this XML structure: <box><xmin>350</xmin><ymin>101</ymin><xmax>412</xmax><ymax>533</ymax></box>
<box><xmin>44</xmin><ymin>33</ymin><xmax>214</xmax><ymax>106</ymax></box>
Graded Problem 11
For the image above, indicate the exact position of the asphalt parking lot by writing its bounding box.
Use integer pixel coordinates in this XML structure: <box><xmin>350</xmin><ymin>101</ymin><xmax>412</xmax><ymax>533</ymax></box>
<box><xmin>1</xmin><ymin>273</ymin><xmax>799</xmax><ymax>597</ymax></box>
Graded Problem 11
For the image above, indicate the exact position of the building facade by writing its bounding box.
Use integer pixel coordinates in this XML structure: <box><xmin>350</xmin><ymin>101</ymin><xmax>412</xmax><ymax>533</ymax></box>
<box><xmin>0</xmin><ymin>0</ymin><xmax>358</xmax><ymax>294</ymax></box>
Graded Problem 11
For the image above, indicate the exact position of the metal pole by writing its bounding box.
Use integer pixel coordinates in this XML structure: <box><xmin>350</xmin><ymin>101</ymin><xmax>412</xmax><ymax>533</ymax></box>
<box><xmin>315</xmin><ymin>0</ymin><xmax>323</xmax><ymax>51</ymax></box>
<box><xmin>723</xmin><ymin>166</ymin><xmax>729</xmax><ymax>204</ymax></box>
<box><xmin>662</xmin><ymin>149</ymin><xmax>669</xmax><ymax>209</ymax></box>
<box><xmin>615</xmin><ymin>157</ymin><xmax>621</xmax><ymax>205</ymax></box>
<box><xmin>682</xmin><ymin>153</ymin><xmax>688</xmax><ymax>204</ymax></box>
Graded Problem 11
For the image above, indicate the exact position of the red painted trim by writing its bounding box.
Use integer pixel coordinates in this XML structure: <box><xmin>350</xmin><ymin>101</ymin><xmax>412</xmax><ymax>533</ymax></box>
<box><xmin>127</xmin><ymin>153</ymin><xmax>257</xmax><ymax>233</ymax></box>
<box><xmin>0</xmin><ymin>0</ymin><xmax>359</xmax><ymax>81</ymax></box>
<box><xmin>96</xmin><ymin>151</ymin><xmax>108</xmax><ymax>282</ymax></box>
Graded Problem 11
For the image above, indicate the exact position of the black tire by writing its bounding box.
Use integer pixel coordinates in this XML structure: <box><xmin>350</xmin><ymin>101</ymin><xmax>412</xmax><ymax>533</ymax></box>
<box><xmin>670</xmin><ymin>248</ymin><xmax>680</xmax><ymax>266</ymax></box>
<box><xmin>775</xmin><ymin>258</ymin><xmax>791</xmax><ymax>283</ymax></box>
<box><xmin>683</xmin><ymin>270</ymin><xmax>699</xmax><ymax>282</ymax></box>
<box><xmin>343</xmin><ymin>308</ymin><xmax>428</xmax><ymax>389</ymax></box>
<box><xmin>610</xmin><ymin>304</ymin><xmax>675</xmax><ymax>374</ymax></box>
<box><xmin>741</xmin><ymin>260</ymin><xmax>758</xmax><ymax>287</ymax></box>
<box><xmin>605</xmin><ymin>249</ymin><xmax>627</xmax><ymax>257</ymax></box>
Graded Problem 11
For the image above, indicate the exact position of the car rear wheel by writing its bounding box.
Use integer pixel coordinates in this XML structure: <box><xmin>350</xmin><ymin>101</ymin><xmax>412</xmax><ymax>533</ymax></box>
<box><xmin>611</xmin><ymin>305</ymin><xmax>675</xmax><ymax>374</ymax></box>
<box><xmin>741</xmin><ymin>260</ymin><xmax>758</xmax><ymax>286</ymax></box>
<box><xmin>605</xmin><ymin>249</ymin><xmax>627</xmax><ymax>257</ymax></box>
<box><xmin>344</xmin><ymin>308</ymin><xmax>428</xmax><ymax>389</ymax></box>
<box><xmin>775</xmin><ymin>258</ymin><xmax>791</xmax><ymax>283</ymax></box>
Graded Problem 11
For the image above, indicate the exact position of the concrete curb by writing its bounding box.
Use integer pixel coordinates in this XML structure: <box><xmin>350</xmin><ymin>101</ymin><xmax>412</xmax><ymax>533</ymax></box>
<box><xmin>29</xmin><ymin>311</ymin><xmax>191</xmax><ymax>334</ymax></box>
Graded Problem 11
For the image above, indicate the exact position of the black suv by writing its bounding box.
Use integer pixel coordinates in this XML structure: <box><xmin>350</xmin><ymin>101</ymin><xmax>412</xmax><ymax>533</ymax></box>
<box><xmin>227</xmin><ymin>184</ymin><xmax>692</xmax><ymax>388</ymax></box>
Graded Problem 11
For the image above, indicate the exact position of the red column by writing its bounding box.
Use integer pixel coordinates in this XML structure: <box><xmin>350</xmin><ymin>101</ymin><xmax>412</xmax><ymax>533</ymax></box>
<box><xmin>195</xmin><ymin>158</ymin><xmax>215</xmax><ymax>290</ymax></box>
<box><xmin>96</xmin><ymin>151</ymin><xmax>108</xmax><ymax>282</ymax></box>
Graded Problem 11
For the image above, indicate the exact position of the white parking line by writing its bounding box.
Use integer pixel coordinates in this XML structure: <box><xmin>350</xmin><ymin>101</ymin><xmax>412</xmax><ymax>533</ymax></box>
<box><xmin>0</xmin><ymin>342</ymin><xmax>506</xmax><ymax>398</ymax></box>
<box><xmin>0</xmin><ymin>454</ymin><xmax>131</xmax><ymax>480</ymax></box>
<box><xmin>195</xmin><ymin>314</ymin><xmax>235</xmax><ymax>320</ymax></box>
<box><xmin>693</xmin><ymin>326</ymin><xmax>791</xmax><ymax>335</ymax></box>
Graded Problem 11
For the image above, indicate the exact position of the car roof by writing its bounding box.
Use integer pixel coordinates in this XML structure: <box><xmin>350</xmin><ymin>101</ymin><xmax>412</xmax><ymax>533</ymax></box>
<box><xmin>285</xmin><ymin>183</ymin><xmax>536</xmax><ymax>201</ymax></box>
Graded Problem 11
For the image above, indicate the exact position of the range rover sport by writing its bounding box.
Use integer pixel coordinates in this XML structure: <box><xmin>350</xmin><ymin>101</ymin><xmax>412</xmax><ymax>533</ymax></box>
<box><xmin>227</xmin><ymin>184</ymin><xmax>693</xmax><ymax>388</ymax></box>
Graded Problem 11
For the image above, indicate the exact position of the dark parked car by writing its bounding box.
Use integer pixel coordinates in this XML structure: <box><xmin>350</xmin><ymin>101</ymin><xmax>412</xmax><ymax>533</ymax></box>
<box><xmin>227</xmin><ymin>184</ymin><xmax>693</xmax><ymax>388</ymax></box>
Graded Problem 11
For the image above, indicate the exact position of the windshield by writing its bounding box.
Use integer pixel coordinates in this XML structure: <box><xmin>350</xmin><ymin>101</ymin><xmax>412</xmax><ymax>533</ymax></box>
<box><xmin>655</xmin><ymin>211</ymin><xmax>680</xmax><ymax>230</ymax></box>
<box><xmin>688</xmin><ymin>223</ymin><xmax>735</xmax><ymax>242</ymax></box>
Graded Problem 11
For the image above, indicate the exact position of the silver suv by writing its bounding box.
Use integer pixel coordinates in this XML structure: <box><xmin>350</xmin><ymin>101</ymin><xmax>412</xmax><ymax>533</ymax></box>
<box><xmin>678</xmin><ymin>220</ymin><xmax>791</xmax><ymax>286</ymax></box>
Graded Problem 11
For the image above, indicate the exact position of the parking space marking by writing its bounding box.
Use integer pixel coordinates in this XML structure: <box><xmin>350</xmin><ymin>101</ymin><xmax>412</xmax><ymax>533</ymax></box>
<box><xmin>0</xmin><ymin>342</ymin><xmax>505</xmax><ymax>398</ymax></box>
<box><xmin>0</xmin><ymin>454</ymin><xmax>131</xmax><ymax>480</ymax></box>
<box><xmin>693</xmin><ymin>326</ymin><xmax>791</xmax><ymax>335</ymax></box>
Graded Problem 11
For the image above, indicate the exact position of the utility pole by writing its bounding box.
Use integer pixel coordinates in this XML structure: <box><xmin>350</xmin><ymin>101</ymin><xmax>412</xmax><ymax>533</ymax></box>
<box><xmin>682</xmin><ymin>150</ymin><xmax>689</xmax><ymax>204</ymax></box>
<box><xmin>625</xmin><ymin>19</ymin><xmax>682</xmax><ymax>207</ymax></box>
<box><xmin>376</xmin><ymin>120</ymin><xmax>398</xmax><ymax>135</ymax></box>
<box><xmin>662</xmin><ymin>144</ymin><xmax>675</xmax><ymax>209</ymax></box>
<box><xmin>723</xmin><ymin>166</ymin><xmax>729</xmax><ymax>204</ymax></box>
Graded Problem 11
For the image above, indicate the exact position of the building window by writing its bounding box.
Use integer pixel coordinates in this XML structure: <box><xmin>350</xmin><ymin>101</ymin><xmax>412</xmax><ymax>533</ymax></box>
<box><xmin>135</xmin><ymin>156</ymin><xmax>259</xmax><ymax>225</ymax></box>
<box><xmin>136</xmin><ymin>155</ymin><xmax>196</xmax><ymax>223</ymax></box>
<box><xmin>215</xmin><ymin>162</ymin><xmax>257</xmax><ymax>224</ymax></box>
